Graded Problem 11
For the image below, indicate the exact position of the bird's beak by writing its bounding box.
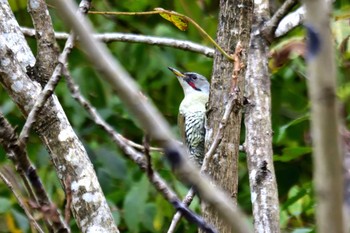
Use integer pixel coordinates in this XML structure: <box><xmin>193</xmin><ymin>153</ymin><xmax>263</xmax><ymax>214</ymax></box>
<box><xmin>168</xmin><ymin>67</ymin><xmax>185</xmax><ymax>78</ymax></box>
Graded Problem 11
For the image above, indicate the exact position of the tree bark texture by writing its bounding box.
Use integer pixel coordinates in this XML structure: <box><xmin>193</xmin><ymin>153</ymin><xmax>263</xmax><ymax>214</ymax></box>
<box><xmin>304</xmin><ymin>0</ymin><xmax>344</xmax><ymax>233</ymax></box>
<box><xmin>244</xmin><ymin>0</ymin><xmax>280</xmax><ymax>232</ymax></box>
<box><xmin>203</xmin><ymin>1</ymin><xmax>253</xmax><ymax>232</ymax></box>
<box><xmin>0</xmin><ymin>1</ymin><xmax>119</xmax><ymax>232</ymax></box>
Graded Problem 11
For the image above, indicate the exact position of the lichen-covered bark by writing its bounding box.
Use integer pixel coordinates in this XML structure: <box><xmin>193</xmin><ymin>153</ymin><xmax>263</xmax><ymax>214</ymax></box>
<box><xmin>27</xmin><ymin>0</ymin><xmax>60</xmax><ymax>85</ymax></box>
<box><xmin>203</xmin><ymin>1</ymin><xmax>253</xmax><ymax>232</ymax></box>
<box><xmin>244</xmin><ymin>0</ymin><xmax>280</xmax><ymax>232</ymax></box>
<box><xmin>0</xmin><ymin>1</ymin><xmax>118</xmax><ymax>232</ymax></box>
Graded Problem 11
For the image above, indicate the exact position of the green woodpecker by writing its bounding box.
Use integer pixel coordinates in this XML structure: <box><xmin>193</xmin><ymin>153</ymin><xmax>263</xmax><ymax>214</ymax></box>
<box><xmin>168</xmin><ymin>67</ymin><xmax>210</xmax><ymax>166</ymax></box>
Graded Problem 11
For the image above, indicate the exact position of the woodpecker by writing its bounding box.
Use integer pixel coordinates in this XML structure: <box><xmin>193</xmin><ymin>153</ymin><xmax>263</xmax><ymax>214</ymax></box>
<box><xmin>168</xmin><ymin>67</ymin><xmax>210</xmax><ymax>166</ymax></box>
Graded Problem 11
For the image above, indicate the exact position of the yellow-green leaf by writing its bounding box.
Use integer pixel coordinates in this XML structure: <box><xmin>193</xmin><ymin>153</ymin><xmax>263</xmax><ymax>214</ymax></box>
<box><xmin>156</xmin><ymin>8</ymin><xmax>188</xmax><ymax>31</ymax></box>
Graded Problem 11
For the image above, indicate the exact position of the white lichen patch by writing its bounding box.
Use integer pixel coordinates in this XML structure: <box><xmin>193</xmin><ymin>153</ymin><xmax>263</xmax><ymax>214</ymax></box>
<box><xmin>71</xmin><ymin>176</ymin><xmax>93</xmax><ymax>192</ymax></box>
<box><xmin>86</xmin><ymin>226</ymin><xmax>105</xmax><ymax>233</ymax></box>
<box><xmin>65</xmin><ymin>148</ymin><xmax>77</xmax><ymax>163</ymax></box>
<box><xmin>1</xmin><ymin>57</ymin><xmax>10</xmax><ymax>67</ymax></box>
<box><xmin>251</xmin><ymin>191</ymin><xmax>257</xmax><ymax>202</ymax></box>
<box><xmin>82</xmin><ymin>192</ymin><xmax>100</xmax><ymax>203</ymax></box>
<box><xmin>3</xmin><ymin>33</ymin><xmax>35</xmax><ymax>67</ymax></box>
<box><xmin>254</xmin><ymin>0</ymin><xmax>263</xmax><ymax>5</ymax></box>
<box><xmin>230</xmin><ymin>28</ymin><xmax>239</xmax><ymax>35</ymax></box>
<box><xmin>205</xmin><ymin>128</ymin><xmax>213</xmax><ymax>142</ymax></box>
<box><xmin>11</xmin><ymin>80</ymin><xmax>23</xmax><ymax>93</ymax></box>
<box><xmin>29</xmin><ymin>0</ymin><xmax>40</xmax><ymax>10</ymax></box>
<box><xmin>250</xmin><ymin>169</ymin><xmax>257</xmax><ymax>180</ymax></box>
<box><xmin>57</xmin><ymin>165</ymin><xmax>66</xmax><ymax>177</ymax></box>
<box><xmin>58</xmin><ymin>128</ymin><xmax>74</xmax><ymax>141</ymax></box>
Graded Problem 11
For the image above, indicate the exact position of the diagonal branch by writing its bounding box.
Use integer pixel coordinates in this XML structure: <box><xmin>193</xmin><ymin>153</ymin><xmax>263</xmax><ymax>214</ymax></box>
<box><xmin>0</xmin><ymin>169</ymin><xmax>45</xmax><ymax>233</ymax></box>
<box><xmin>261</xmin><ymin>0</ymin><xmax>299</xmax><ymax>43</ymax></box>
<box><xmin>53</xmin><ymin>0</ymin><xmax>252</xmax><ymax>232</ymax></box>
<box><xmin>0</xmin><ymin>111</ymin><xmax>69</xmax><ymax>232</ymax></box>
<box><xmin>27</xmin><ymin>0</ymin><xmax>60</xmax><ymax>85</ymax></box>
<box><xmin>275</xmin><ymin>6</ymin><xmax>305</xmax><ymax>38</ymax></box>
<box><xmin>18</xmin><ymin>0</ymin><xmax>91</xmax><ymax>146</ymax></box>
<box><xmin>0</xmin><ymin>1</ymin><xmax>119</xmax><ymax>231</ymax></box>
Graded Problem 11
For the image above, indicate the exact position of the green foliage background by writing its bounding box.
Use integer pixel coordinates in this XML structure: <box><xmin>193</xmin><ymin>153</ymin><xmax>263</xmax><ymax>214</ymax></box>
<box><xmin>0</xmin><ymin>0</ymin><xmax>349</xmax><ymax>232</ymax></box>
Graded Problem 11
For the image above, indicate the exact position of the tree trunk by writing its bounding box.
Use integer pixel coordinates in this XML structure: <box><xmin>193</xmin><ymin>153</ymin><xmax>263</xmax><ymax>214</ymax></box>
<box><xmin>0</xmin><ymin>1</ymin><xmax>119</xmax><ymax>232</ymax></box>
<box><xmin>244</xmin><ymin>0</ymin><xmax>280</xmax><ymax>232</ymax></box>
<box><xmin>202</xmin><ymin>1</ymin><xmax>253</xmax><ymax>232</ymax></box>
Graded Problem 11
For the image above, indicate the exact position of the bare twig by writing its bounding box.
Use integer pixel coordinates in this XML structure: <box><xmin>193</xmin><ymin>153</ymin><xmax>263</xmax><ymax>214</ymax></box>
<box><xmin>143</xmin><ymin>135</ymin><xmax>153</xmax><ymax>177</ymax></box>
<box><xmin>27</xmin><ymin>0</ymin><xmax>60</xmax><ymax>85</ymax></box>
<box><xmin>63</xmin><ymin>176</ymin><xmax>72</xmax><ymax>224</ymax></box>
<box><xmin>0</xmin><ymin>111</ymin><xmax>69</xmax><ymax>232</ymax></box>
<box><xmin>62</xmin><ymin>66</ymin><xmax>216</xmax><ymax>233</ymax></box>
<box><xmin>18</xmin><ymin>0</ymin><xmax>91</xmax><ymax>146</ymax></box>
<box><xmin>54</xmin><ymin>1</ymin><xmax>251</xmax><ymax>231</ymax></box>
<box><xmin>89</xmin><ymin>9</ymin><xmax>233</xmax><ymax>60</ymax></box>
<box><xmin>261</xmin><ymin>0</ymin><xmax>299</xmax><ymax>43</ymax></box>
<box><xmin>20</xmin><ymin>27</ymin><xmax>215</xmax><ymax>58</ymax></box>
<box><xmin>167</xmin><ymin>188</ymin><xmax>195</xmax><ymax>233</ymax></box>
<box><xmin>121</xmin><ymin>134</ymin><xmax>163</xmax><ymax>152</ymax></box>
<box><xmin>275</xmin><ymin>6</ymin><xmax>305</xmax><ymax>38</ymax></box>
<box><xmin>0</xmin><ymin>169</ymin><xmax>45</xmax><ymax>233</ymax></box>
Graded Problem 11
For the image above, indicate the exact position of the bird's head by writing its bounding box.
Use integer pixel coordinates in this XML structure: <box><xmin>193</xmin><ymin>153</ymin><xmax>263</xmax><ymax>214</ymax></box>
<box><xmin>168</xmin><ymin>67</ymin><xmax>209</xmax><ymax>95</ymax></box>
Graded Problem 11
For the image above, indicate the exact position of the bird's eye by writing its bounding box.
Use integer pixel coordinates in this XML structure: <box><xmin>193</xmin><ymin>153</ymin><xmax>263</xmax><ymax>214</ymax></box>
<box><xmin>192</xmin><ymin>75</ymin><xmax>197</xmax><ymax>80</ymax></box>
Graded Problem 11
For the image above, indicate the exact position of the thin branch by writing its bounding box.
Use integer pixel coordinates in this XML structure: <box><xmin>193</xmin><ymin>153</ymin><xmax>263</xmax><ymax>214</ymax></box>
<box><xmin>27</xmin><ymin>0</ymin><xmax>60</xmax><ymax>85</ymax></box>
<box><xmin>18</xmin><ymin>0</ymin><xmax>91</xmax><ymax>146</ymax></box>
<box><xmin>0</xmin><ymin>169</ymin><xmax>45</xmax><ymax>233</ymax></box>
<box><xmin>275</xmin><ymin>6</ymin><xmax>305</xmax><ymax>38</ymax></box>
<box><xmin>62</xmin><ymin>66</ymin><xmax>216</xmax><ymax>233</ymax></box>
<box><xmin>261</xmin><ymin>0</ymin><xmax>298</xmax><ymax>43</ymax></box>
<box><xmin>89</xmin><ymin>9</ymin><xmax>233</xmax><ymax>60</ymax></box>
<box><xmin>120</xmin><ymin>134</ymin><xmax>163</xmax><ymax>152</ymax></box>
<box><xmin>20</xmin><ymin>27</ymin><xmax>214</xmax><ymax>58</ymax></box>
<box><xmin>143</xmin><ymin>135</ymin><xmax>153</xmax><ymax>177</ymax></box>
<box><xmin>0</xmin><ymin>111</ymin><xmax>69</xmax><ymax>232</ymax></box>
<box><xmin>63</xmin><ymin>176</ymin><xmax>72</xmax><ymax>224</ymax></box>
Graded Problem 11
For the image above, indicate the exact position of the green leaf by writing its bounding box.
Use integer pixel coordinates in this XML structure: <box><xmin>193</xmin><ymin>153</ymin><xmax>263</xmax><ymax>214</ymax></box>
<box><xmin>277</xmin><ymin>114</ymin><xmax>309</xmax><ymax>143</ymax></box>
<box><xmin>123</xmin><ymin>175</ymin><xmax>150</xmax><ymax>233</ymax></box>
<box><xmin>11</xmin><ymin>209</ymin><xmax>29</xmax><ymax>232</ymax></box>
<box><xmin>0</xmin><ymin>198</ymin><xmax>12</xmax><ymax>213</ymax></box>
<box><xmin>8</xmin><ymin>0</ymin><xmax>27</xmax><ymax>11</ymax></box>
<box><xmin>111</xmin><ymin>208</ymin><xmax>120</xmax><ymax>226</ymax></box>
<box><xmin>292</xmin><ymin>228</ymin><xmax>314</xmax><ymax>233</ymax></box>
<box><xmin>282</xmin><ymin>186</ymin><xmax>308</xmax><ymax>210</ymax></box>
<box><xmin>156</xmin><ymin>8</ymin><xmax>189</xmax><ymax>31</ymax></box>
<box><xmin>274</xmin><ymin>147</ymin><xmax>312</xmax><ymax>162</ymax></box>
<box><xmin>96</xmin><ymin>148</ymin><xmax>127</xmax><ymax>180</ymax></box>
<box><xmin>141</xmin><ymin>203</ymin><xmax>157</xmax><ymax>232</ymax></box>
